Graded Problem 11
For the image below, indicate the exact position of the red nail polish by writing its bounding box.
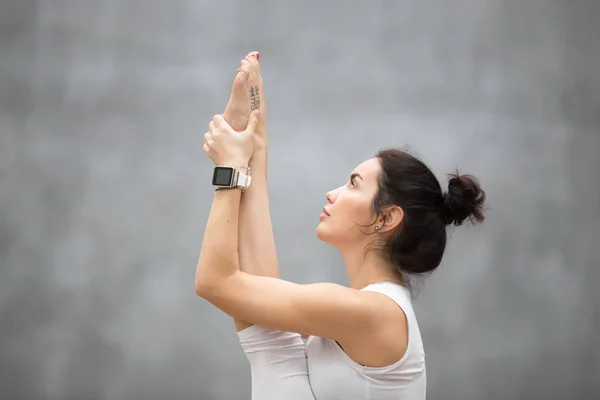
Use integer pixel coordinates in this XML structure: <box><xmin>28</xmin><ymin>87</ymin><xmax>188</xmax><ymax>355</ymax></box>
<box><xmin>256</xmin><ymin>52</ymin><xmax>260</xmax><ymax>60</ymax></box>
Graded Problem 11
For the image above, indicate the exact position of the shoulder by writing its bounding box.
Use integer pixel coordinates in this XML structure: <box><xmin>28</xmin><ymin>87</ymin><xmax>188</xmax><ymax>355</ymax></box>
<box><xmin>339</xmin><ymin>287</ymin><xmax>410</xmax><ymax>367</ymax></box>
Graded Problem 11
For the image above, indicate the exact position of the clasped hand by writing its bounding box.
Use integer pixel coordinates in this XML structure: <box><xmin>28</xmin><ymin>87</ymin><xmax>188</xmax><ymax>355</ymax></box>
<box><xmin>203</xmin><ymin>110</ymin><xmax>260</xmax><ymax>167</ymax></box>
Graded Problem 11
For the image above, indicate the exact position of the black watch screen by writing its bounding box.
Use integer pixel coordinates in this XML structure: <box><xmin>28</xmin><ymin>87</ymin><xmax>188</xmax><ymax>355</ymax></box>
<box><xmin>212</xmin><ymin>167</ymin><xmax>234</xmax><ymax>186</ymax></box>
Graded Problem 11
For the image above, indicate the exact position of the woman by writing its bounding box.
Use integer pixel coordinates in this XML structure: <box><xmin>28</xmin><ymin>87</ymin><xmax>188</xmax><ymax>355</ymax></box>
<box><xmin>197</xmin><ymin>53</ymin><xmax>485</xmax><ymax>399</ymax></box>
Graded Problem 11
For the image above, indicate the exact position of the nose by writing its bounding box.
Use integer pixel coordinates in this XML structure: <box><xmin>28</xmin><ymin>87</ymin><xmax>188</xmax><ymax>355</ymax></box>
<box><xmin>325</xmin><ymin>189</ymin><xmax>336</xmax><ymax>204</ymax></box>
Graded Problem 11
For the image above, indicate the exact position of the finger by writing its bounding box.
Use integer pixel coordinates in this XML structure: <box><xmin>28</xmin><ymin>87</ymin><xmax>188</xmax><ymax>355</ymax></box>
<box><xmin>208</xmin><ymin>121</ymin><xmax>216</xmax><ymax>135</ymax></box>
<box><xmin>202</xmin><ymin>143</ymin><xmax>213</xmax><ymax>156</ymax></box>
<box><xmin>203</xmin><ymin>130</ymin><xmax>212</xmax><ymax>144</ymax></box>
<box><xmin>245</xmin><ymin>110</ymin><xmax>260</xmax><ymax>134</ymax></box>
<box><xmin>212</xmin><ymin>114</ymin><xmax>225</xmax><ymax>128</ymax></box>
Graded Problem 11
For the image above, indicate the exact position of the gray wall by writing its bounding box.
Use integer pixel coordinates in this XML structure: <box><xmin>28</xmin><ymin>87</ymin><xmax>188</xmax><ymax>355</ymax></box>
<box><xmin>1</xmin><ymin>0</ymin><xmax>599</xmax><ymax>399</ymax></box>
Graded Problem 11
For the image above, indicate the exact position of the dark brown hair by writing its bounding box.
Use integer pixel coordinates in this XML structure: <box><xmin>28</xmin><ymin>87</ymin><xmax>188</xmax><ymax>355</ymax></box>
<box><xmin>369</xmin><ymin>148</ymin><xmax>486</xmax><ymax>279</ymax></box>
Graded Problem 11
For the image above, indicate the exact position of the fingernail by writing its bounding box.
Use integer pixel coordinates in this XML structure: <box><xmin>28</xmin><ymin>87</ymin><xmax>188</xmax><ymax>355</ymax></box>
<box><xmin>256</xmin><ymin>52</ymin><xmax>260</xmax><ymax>60</ymax></box>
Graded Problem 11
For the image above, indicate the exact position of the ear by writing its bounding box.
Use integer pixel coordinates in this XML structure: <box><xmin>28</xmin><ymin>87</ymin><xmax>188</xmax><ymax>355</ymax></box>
<box><xmin>379</xmin><ymin>205</ymin><xmax>404</xmax><ymax>232</ymax></box>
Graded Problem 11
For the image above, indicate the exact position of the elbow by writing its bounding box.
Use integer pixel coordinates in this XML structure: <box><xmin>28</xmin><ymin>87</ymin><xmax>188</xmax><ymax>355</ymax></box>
<box><xmin>194</xmin><ymin>261</ymin><xmax>213</xmax><ymax>298</ymax></box>
<box><xmin>194</xmin><ymin>271</ymin><xmax>216</xmax><ymax>299</ymax></box>
<box><xmin>194</xmin><ymin>262</ymin><xmax>234</xmax><ymax>299</ymax></box>
<box><xmin>195</xmin><ymin>257</ymin><xmax>239</xmax><ymax>298</ymax></box>
<box><xmin>194</xmin><ymin>277</ymin><xmax>209</xmax><ymax>298</ymax></box>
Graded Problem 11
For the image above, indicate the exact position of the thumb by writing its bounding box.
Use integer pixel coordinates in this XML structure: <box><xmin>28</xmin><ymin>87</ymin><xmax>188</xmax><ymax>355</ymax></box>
<box><xmin>245</xmin><ymin>110</ymin><xmax>260</xmax><ymax>134</ymax></box>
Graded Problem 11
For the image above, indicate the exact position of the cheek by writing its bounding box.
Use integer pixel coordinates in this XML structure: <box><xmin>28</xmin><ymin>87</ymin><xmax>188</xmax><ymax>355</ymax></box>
<box><xmin>317</xmin><ymin>201</ymin><xmax>373</xmax><ymax>245</ymax></box>
<box><xmin>335</xmin><ymin>197</ymin><xmax>373</xmax><ymax>228</ymax></box>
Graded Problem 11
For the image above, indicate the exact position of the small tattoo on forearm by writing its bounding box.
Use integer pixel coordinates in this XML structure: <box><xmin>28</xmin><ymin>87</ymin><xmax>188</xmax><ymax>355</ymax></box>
<box><xmin>250</xmin><ymin>86</ymin><xmax>260</xmax><ymax>110</ymax></box>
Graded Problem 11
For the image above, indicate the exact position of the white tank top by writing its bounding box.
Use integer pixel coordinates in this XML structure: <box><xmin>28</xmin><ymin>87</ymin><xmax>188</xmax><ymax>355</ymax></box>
<box><xmin>305</xmin><ymin>281</ymin><xmax>426</xmax><ymax>399</ymax></box>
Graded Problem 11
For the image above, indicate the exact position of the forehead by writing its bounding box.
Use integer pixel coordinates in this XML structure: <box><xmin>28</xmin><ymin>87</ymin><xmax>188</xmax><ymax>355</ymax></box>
<box><xmin>352</xmin><ymin>158</ymin><xmax>381</xmax><ymax>181</ymax></box>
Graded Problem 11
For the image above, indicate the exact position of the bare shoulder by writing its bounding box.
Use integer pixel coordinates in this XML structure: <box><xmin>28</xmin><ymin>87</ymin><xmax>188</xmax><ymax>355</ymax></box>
<box><xmin>340</xmin><ymin>290</ymin><xmax>409</xmax><ymax>368</ymax></box>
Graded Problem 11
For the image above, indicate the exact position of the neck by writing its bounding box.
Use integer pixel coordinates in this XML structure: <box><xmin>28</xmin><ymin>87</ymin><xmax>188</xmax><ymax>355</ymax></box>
<box><xmin>339</xmin><ymin>245</ymin><xmax>401</xmax><ymax>290</ymax></box>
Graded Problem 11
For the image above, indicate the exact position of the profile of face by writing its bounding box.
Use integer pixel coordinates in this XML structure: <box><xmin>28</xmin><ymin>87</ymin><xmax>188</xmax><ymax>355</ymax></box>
<box><xmin>316</xmin><ymin>158</ymin><xmax>402</xmax><ymax>251</ymax></box>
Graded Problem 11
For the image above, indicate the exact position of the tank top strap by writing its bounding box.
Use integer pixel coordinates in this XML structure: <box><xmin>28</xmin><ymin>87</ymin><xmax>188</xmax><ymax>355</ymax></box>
<box><xmin>361</xmin><ymin>281</ymin><xmax>415</xmax><ymax>319</ymax></box>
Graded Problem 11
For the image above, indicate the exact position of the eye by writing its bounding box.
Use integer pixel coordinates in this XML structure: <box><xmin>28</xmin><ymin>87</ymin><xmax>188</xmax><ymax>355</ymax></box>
<box><xmin>348</xmin><ymin>174</ymin><xmax>358</xmax><ymax>188</ymax></box>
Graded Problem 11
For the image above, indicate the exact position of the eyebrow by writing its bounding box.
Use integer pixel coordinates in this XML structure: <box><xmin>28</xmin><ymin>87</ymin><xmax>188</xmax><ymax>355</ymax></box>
<box><xmin>350</xmin><ymin>173</ymin><xmax>363</xmax><ymax>181</ymax></box>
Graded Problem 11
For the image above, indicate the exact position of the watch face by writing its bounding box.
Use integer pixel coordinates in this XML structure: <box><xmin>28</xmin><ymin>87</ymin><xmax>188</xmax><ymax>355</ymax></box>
<box><xmin>212</xmin><ymin>167</ymin><xmax>234</xmax><ymax>186</ymax></box>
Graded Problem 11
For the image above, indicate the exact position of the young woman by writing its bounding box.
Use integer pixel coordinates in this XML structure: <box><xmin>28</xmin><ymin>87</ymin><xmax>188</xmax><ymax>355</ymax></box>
<box><xmin>197</xmin><ymin>53</ymin><xmax>485</xmax><ymax>399</ymax></box>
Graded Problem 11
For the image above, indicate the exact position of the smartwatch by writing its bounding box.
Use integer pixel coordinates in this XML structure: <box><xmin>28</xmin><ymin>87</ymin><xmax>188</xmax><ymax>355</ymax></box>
<box><xmin>212</xmin><ymin>166</ymin><xmax>251</xmax><ymax>190</ymax></box>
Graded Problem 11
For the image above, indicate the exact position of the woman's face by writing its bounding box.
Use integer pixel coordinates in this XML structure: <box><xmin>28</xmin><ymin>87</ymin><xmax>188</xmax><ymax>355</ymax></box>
<box><xmin>316</xmin><ymin>158</ymin><xmax>382</xmax><ymax>249</ymax></box>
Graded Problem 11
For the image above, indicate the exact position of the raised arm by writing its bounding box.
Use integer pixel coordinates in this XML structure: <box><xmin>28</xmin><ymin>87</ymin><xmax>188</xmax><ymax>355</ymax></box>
<box><xmin>196</xmin><ymin>115</ymin><xmax>381</xmax><ymax>345</ymax></box>
<box><xmin>215</xmin><ymin>61</ymin><xmax>313</xmax><ymax>399</ymax></box>
<box><xmin>221</xmin><ymin>52</ymin><xmax>278</xmax><ymax>331</ymax></box>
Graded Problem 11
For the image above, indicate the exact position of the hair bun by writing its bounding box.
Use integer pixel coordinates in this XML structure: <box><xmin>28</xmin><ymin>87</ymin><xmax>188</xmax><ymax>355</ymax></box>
<box><xmin>442</xmin><ymin>173</ymin><xmax>486</xmax><ymax>226</ymax></box>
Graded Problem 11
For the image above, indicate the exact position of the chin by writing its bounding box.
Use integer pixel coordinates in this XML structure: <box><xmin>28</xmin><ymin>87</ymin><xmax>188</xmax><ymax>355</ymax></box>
<box><xmin>315</xmin><ymin>222</ymin><xmax>331</xmax><ymax>243</ymax></box>
<box><xmin>316</xmin><ymin>222</ymin><xmax>341</xmax><ymax>247</ymax></box>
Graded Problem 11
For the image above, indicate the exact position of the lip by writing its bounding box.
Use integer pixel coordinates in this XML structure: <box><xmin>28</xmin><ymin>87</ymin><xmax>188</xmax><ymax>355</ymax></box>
<box><xmin>322</xmin><ymin>207</ymin><xmax>330</xmax><ymax>216</ymax></box>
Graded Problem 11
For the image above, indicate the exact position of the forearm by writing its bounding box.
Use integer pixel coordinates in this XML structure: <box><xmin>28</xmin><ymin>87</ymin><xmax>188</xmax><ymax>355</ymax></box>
<box><xmin>195</xmin><ymin>189</ymin><xmax>242</xmax><ymax>292</ymax></box>
<box><xmin>238</xmin><ymin>149</ymin><xmax>279</xmax><ymax>278</ymax></box>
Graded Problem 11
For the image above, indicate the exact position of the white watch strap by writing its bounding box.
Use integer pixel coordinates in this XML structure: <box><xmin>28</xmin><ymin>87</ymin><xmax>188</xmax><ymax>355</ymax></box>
<box><xmin>236</xmin><ymin>171</ymin><xmax>251</xmax><ymax>188</ymax></box>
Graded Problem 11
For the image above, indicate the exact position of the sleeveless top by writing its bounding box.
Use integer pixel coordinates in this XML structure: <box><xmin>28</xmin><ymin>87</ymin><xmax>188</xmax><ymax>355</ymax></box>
<box><xmin>305</xmin><ymin>281</ymin><xmax>426</xmax><ymax>399</ymax></box>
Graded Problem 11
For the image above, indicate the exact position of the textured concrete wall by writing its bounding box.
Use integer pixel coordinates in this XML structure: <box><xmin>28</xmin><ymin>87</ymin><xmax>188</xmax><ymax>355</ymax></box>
<box><xmin>1</xmin><ymin>0</ymin><xmax>599</xmax><ymax>399</ymax></box>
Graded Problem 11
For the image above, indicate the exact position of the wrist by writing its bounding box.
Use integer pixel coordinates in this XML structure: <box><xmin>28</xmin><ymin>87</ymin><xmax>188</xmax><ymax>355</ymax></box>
<box><xmin>250</xmin><ymin>148</ymin><xmax>267</xmax><ymax>163</ymax></box>
<box><xmin>249</xmin><ymin>152</ymin><xmax>267</xmax><ymax>175</ymax></box>
<box><xmin>219</xmin><ymin>159</ymin><xmax>251</xmax><ymax>168</ymax></box>
<box><xmin>253</xmin><ymin>134</ymin><xmax>268</xmax><ymax>154</ymax></box>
